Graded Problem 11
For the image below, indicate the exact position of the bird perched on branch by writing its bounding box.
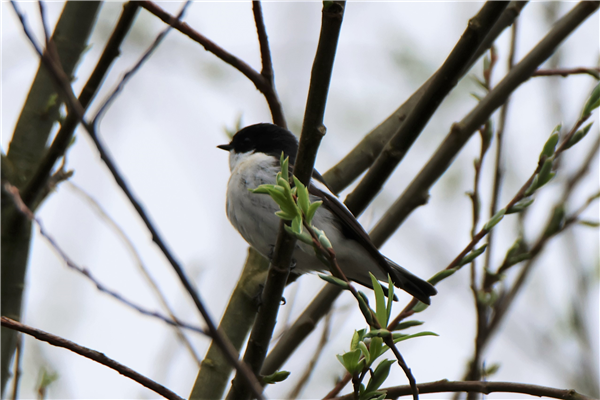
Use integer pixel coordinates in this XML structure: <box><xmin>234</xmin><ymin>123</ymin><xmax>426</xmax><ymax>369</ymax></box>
<box><xmin>218</xmin><ymin>123</ymin><xmax>436</xmax><ymax>304</ymax></box>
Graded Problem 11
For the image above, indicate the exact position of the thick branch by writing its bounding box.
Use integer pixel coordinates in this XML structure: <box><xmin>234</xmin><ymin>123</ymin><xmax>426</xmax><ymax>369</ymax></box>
<box><xmin>344</xmin><ymin>1</ymin><xmax>509</xmax><ymax>214</ymax></box>
<box><xmin>226</xmin><ymin>3</ymin><xmax>345</xmax><ymax>400</ymax></box>
<box><xmin>322</xmin><ymin>2</ymin><xmax>528</xmax><ymax>194</ymax></box>
<box><xmin>369</xmin><ymin>1</ymin><xmax>599</xmax><ymax>248</ymax></box>
<box><xmin>1</xmin><ymin>317</ymin><xmax>184</xmax><ymax>400</ymax></box>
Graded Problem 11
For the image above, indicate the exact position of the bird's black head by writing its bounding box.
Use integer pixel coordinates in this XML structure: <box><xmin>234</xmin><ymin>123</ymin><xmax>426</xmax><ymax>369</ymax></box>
<box><xmin>218</xmin><ymin>123</ymin><xmax>299</xmax><ymax>164</ymax></box>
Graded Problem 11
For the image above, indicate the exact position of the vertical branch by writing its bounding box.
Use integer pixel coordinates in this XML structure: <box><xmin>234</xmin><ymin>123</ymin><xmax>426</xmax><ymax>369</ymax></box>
<box><xmin>252</xmin><ymin>1</ymin><xmax>287</xmax><ymax>128</ymax></box>
<box><xmin>226</xmin><ymin>3</ymin><xmax>345</xmax><ymax>400</ymax></box>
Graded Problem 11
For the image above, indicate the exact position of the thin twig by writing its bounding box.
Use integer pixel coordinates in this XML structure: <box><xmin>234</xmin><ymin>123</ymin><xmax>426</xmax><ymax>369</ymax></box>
<box><xmin>66</xmin><ymin>182</ymin><xmax>202</xmax><ymax>365</ymax></box>
<box><xmin>532</xmin><ymin>67</ymin><xmax>600</xmax><ymax>79</ymax></box>
<box><xmin>286</xmin><ymin>312</ymin><xmax>332</xmax><ymax>399</ymax></box>
<box><xmin>138</xmin><ymin>0</ymin><xmax>287</xmax><ymax>128</ymax></box>
<box><xmin>3</xmin><ymin>183</ymin><xmax>206</xmax><ymax>336</ymax></box>
<box><xmin>1</xmin><ymin>317</ymin><xmax>184</xmax><ymax>400</ymax></box>
<box><xmin>334</xmin><ymin>379</ymin><xmax>595</xmax><ymax>400</ymax></box>
<box><xmin>252</xmin><ymin>1</ymin><xmax>287</xmax><ymax>128</ymax></box>
<box><xmin>9</xmin><ymin>7</ymin><xmax>265</xmax><ymax>397</ymax></box>
<box><xmin>93</xmin><ymin>1</ymin><xmax>191</xmax><ymax>125</ymax></box>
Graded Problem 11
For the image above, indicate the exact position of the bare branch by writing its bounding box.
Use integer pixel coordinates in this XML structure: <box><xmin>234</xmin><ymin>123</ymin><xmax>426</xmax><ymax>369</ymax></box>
<box><xmin>1</xmin><ymin>317</ymin><xmax>184</xmax><ymax>400</ymax></box>
<box><xmin>334</xmin><ymin>379</ymin><xmax>595</xmax><ymax>400</ymax></box>
<box><xmin>369</xmin><ymin>1</ymin><xmax>599</xmax><ymax>247</ymax></box>
<box><xmin>9</xmin><ymin>6</ymin><xmax>265</xmax><ymax>398</ymax></box>
<box><xmin>344</xmin><ymin>2</ymin><xmax>509</xmax><ymax>215</ymax></box>
<box><xmin>532</xmin><ymin>67</ymin><xmax>600</xmax><ymax>79</ymax></box>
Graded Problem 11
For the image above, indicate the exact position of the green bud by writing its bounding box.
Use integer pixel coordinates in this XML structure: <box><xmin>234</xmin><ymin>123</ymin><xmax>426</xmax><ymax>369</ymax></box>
<box><xmin>366</xmin><ymin>329</ymin><xmax>391</xmax><ymax>338</ymax></box>
<box><xmin>318</xmin><ymin>274</ymin><xmax>349</xmax><ymax>289</ymax></box>
<box><xmin>483</xmin><ymin>209</ymin><xmax>506</xmax><ymax>231</ymax></box>
<box><xmin>582</xmin><ymin>82</ymin><xmax>600</xmax><ymax>117</ymax></box>
<box><xmin>458</xmin><ymin>244</ymin><xmax>488</xmax><ymax>267</ymax></box>
<box><xmin>565</xmin><ymin>122</ymin><xmax>593</xmax><ymax>149</ymax></box>
<box><xmin>262</xmin><ymin>370</ymin><xmax>291</xmax><ymax>384</ymax></box>
<box><xmin>318</xmin><ymin>231</ymin><xmax>332</xmax><ymax>249</ymax></box>
<box><xmin>428</xmin><ymin>268</ymin><xmax>457</xmax><ymax>285</ymax></box>
<box><xmin>506</xmin><ymin>198</ymin><xmax>534</xmax><ymax>214</ymax></box>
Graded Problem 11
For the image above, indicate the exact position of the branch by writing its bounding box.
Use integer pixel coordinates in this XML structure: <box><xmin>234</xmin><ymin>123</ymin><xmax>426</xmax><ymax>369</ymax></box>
<box><xmin>226</xmin><ymin>3</ymin><xmax>345</xmax><ymax>400</ymax></box>
<box><xmin>532</xmin><ymin>67</ymin><xmax>600</xmax><ymax>79</ymax></box>
<box><xmin>261</xmin><ymin>4</ymin><xmax>530</xmax><ymax>379</ymax></box>
<box><xmin>21</xmin><ymin>1</ymin><xmax>140</xmax><ymax>209</ymax></box>
<box><xmin>368</xmin><ymin>1</ymin><xmax>599</xmax><ymax>248</ymax></box>
<box><xmin>0</xmin><ymin>317</ymin><xmax>184</xmax><ymax>400</ymax></box>
<box><xmin>252</xmin><ymin>1</ymin><xmax>287</xmax><ymax>128</ymax></box>
<box><xmin>138</xmin><ymin>1</ymin><xmax>286</xmax><ymax>127</ymax></box>
<box><xmin>334</xmin><ymin>379</ymin><xmax>595</xmax><ymax>400</ymax></box>
<box><xmin>3</xmin><ymin>183</ymin><xmax>206</xmax><ymax>336</ymax></box>
<box><xmin>344</xmin><ymin>1</ymin><xmax>509</xmax><ymax>214</ymax></box>
<box><xmin>322</xmin><ymin>2</ymin><xmax>528</xmax><ymax>194</ymax></box>
<box><xmin>9</xmin><ymin>6</ymin><xmax>265</xmax><ymax>399</ymax></box>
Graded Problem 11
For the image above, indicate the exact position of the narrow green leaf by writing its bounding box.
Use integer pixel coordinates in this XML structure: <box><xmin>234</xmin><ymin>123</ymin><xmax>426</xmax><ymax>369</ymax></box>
<box><xmin>365</xmin><ymin>359</ymin><xmax>395</xmax><ymax>393</ymax></box>
<box><xmin>370</xmin><ymin>273</ymin><xmax>387</xmax><ymax>327</ymax></box>
<box><xmin>357</xmin><ymin>293</ymin><xmax>374</xmax><ymax>326</ymax></box>
<box><xmin>544</xmin><ymin>205</ymin><xmax>566</xmax><ymax>237</ymax></box>
<box><xmin>458</xmin><ymin>244</ymin><xmax>488</xmax><ymax>266</ymax></box>
<box><xmin>582</xmin><ymin>82</ymin><xmax>600</xmax><ymax>117</ymax></box>
<box><xmin>369</xmin><ymin>337</ymin><xmax>384</xmax><ymax>362</ymax></box>
<box><xmin>250</xmin><ymin>184</ymin><xmax>275</xmax><ymax>194</ymax></box>
<box><xmin>293</xmin><ymin>176</ymin><xmax>310</xmax><ymax>215</ymax></box>
<box><xmin>318</xmin><ymin>274</ymin><xmax>349</xmax><ymax>289</ymax></box>
<box><xmin>578</xmin><ymin>220</ymin><xmax>600</xmax><ymax>227</ymax></box>
<box><xmin>428</xmin><ymin>268</ymin><xmax>457</xmax><ymax>285</ymax></box>
<box><xmin>565</xmin><ymin>122</ymin><xmax>593</xmax><ymax>149</ymax></box>
<box><xmin>392</xmin><ymin>320</ymin><xmax>424</xmax><ymax>331</ymax></box>
<box><xmin>306</xmin><ymin>201</ymin><xmax>322</xmax><ymax>225</ymax></box>
<box><xmin>350</xmin><ymin>330</ymin><xmax>361</xmax><ymax>351</ymax></box>
<box><xmin>358</xmin><ymin>341</ymin><xmax>370</xmax><ymax>365</ymax></box>
<box><xmin>391</xmin><ymin>331</ymin><xmax>439</xmax><ymax>342</ymax></box>
<box><xmin>524</xmin><ymin>175</ymin><xmax>539</xmax><ymax>197</ymax></box>
<box><xmin>386</xmin><ymin>275</ymin><xmax>394</xmax><ymax>328</ymax></box>
<box><xmin>540</xmin><ymin>131</ymin><xmax>559</xmax><ymax>159</ymax></box>
<box><xmin>537</xmin><ymin>157</ymin><xmax>554</xmax><ymax>187</ymax></box>
<box><xmin>280</xmin><ymin>153</ymin><xmax>289</xmax><ymax>181</ymax></box>
<box><xmin>506</xmin><ymin>198</ymin><xmax>534</xmax><ymax>214</ymax></box>
<box><xmin>291</xmin><ymin>215</ymin><xmax>303</xmax><ymax>234</ymax></box>
<box><xmin>483</xmin><ymin>209</ymin><xmax>506</xmax><ymax>231</ymax></box>
<box><xmin>412</xmin><ymin>301</ymin><xmax>428</xmax><ymax>313</ymax></box>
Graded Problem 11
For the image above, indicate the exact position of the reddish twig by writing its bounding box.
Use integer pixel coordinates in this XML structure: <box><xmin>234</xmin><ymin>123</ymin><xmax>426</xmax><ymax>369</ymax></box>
<box><xmin>334</xmin><ymin>379</ymin><xmax>595</xmax><ymax>400</ymax></box>
<box><xmin>1</xmin><ymin>317</ymin><xmax>184</xmax><ymax>400</ymax></box>
<box><xmin>532</xmin><ymin>67</ymin><xmax>600</xmax><ymax>78</ymax></box>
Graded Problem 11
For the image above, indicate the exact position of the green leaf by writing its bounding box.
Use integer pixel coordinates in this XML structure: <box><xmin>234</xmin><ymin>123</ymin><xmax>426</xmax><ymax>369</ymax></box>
<box><xmin>458</xmin><ymin>244</ymin><xmax>488</xmax><ymax>266</ymax></box>
<box><xmin>391</xmin><ymin>331</ymin><xmax>439</xmax><ymax>342</ymax></box>
<box><xmin>370</xmin><ymin>273</ymin><xmax>388</xmax><ymax>327</ymax></box>
<box><xmin>524</xmin><ymin>175</ymin><xmax>539</xmax><ymax>197</ymax></box>
<box><xmin>369</xmin><ymin>336</ymin><xmax>384</xmax><ymax>362</ymax></box>
<box><xmin>250</xmin><ymin>184</ymin><xmax>275</xmax><ymax>194</ymax></box>
<box><xmin>306</xmin><ymin>201</ymin><xmax>322</xmax><ymax>225</ymax></box>
<box><xmin>275</xmin><ymin>211</ymin><xmax>294</xmax><ymax>221</ymax></box>
<box><xmin>365</xmin><ymin>359</ymin><xmax>395</xmax><ymax>393</ymax></box>
<box><xmin>358</xmin><ymin>292</ymin><xmax>374</xmax><ymax>326</ymax></box>
<box><xmin>544</xmin><ymin>205</ymin><xmax>565</xmax><ymax>237</ymax></box>
<box><xmin>506</xmin><ymin>198</ymin><xmax>534</xmax><ymax>214</ymax></box>
<box><xmin>537</xmin><ymin>157</ymin><xmax>555</xmax><ymax>188</ymax></box>
<box><xmin>483</xmin><ymin>209</ymin><xmax>506</xmax><ymax>231</ymax></box>
<box><xmin>540</xmin><ymin>131</ymin><xmax>559</xmax><ymax>159</ymax></box>
<box><xmin>262</xmin><ymin>370</ymin><xmax>291</xmax><ymax>384</ymax></box>
<box><xmin>337</xmin><ymin>349</ymin><xmax>364</xmax><ymax>375</ymax></box>
<box><xmin>350</xmin><ymin>330</ymin><xmax>361</xmax><ymax>351</ymax></box>
<box><xmin>284</xmin><ymin>225</ymin><xmax>313</xmax><ymax>244</ymax></box>
<box><xmin>386</xmin><ymin>275</ymin><xmax>394</xmax><ymax>328</ymax></box>
<box><xmin>280</xmin><ymin>153</ymin><xmax>289</xmax><ymax>181</ymax></box>
<box><xmin>291</xmin><ymin>215</ymin><xmax>303</xmax><ymax>234</ymax></box>
<box><xmin>578</xmin><ymin>220</ymin><xmax>600</xmax><ymax>227</ymax></box>
<box><xmin>392</xmin><ymin>320</ymin><xmax>424</xmax><ymax>331</ymax></box>
<box><xmin>565</xmin><ymin>122</ymin><xmax>593</xmax><ymax>149</ymax></box>
<box><xmin>582</xmin><ymin>82</ymin><xmax>600</xmax><ymax>117</ymax></box>
<box><xmin>293</xmin><ymin>176</ymin><xmax>310</xmax><ymax>215</ymax></box>
<box><xmin>318</xmin><ymin>274</ymin><xmax>349</xmax><ymax>289</ymax></box>
<box><xmin>483</xmin><ymin>363</ymin><xmax>501</xmax><ymax>378</ymax></box>
<box><xmin>358</xmin><ymin>341</ymin><xmax>370</xmax><ymax>365</ymax></box>
<box><xmin>412</xmin><ymin>301</ymin><xmax>429</xmax><ymax>313</ymax></box>
<box><xmin>428</xmin><ymin>268</ymin><xmax>457</xmax><ymax>285</ymax></box>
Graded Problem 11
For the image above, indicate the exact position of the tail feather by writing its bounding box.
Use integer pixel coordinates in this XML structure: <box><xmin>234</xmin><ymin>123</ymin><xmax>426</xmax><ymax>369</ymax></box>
<box><xmin>385</xmin><ymin>257</ymin><xmax>437</xmax><ymax>305</ymax></box>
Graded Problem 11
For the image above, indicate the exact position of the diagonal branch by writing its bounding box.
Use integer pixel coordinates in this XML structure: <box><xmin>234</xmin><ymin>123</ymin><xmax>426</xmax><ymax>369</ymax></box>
<box><xmin>9</xmin><ymin>4</ymin><xmax>265</xmax><ymax>399</ymax></box>
<box><xmin>344</xmin><ymin>1</ymin><xmax>509</xmax><ymax>214</ymax></box>
<box><xmin>138</xmin><ymin>1</ymin><xmax>286</xmax><ymax>127</ymax></box>
<box><xmin>1</xmin><ymin>317</ymin><xmax>184</xmax><ymax>400</ymax></box>
<box><xmin>226</xmin><ymin>3</ymin><xmax>345</xmax><ymax>400</ymax></box>
<box><xmin>369</xmin><ymin>1</ymin><xmax>599</xmax><ymax>248</ymax></box>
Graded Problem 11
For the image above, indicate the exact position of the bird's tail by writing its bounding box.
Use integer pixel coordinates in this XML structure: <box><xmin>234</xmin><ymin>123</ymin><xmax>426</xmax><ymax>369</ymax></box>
<box><xmin>385</xmin><ymin>257</ymin><xmax>437</xmax><ymax>305</ymax></box>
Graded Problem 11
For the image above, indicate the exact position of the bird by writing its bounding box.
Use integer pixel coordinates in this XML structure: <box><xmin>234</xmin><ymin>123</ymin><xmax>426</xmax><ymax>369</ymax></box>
<box><xmin>218</xmin><ymin>123</ymin><xmax>437</xmax><ymax>304</ymax></box>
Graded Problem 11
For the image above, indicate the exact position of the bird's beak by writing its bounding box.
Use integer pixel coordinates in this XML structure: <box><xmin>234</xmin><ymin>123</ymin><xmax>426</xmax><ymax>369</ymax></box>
<box><xmin>217</xmin><ymin>144</ymin><xmax>233</xmax><ymax>151</ymax></box>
